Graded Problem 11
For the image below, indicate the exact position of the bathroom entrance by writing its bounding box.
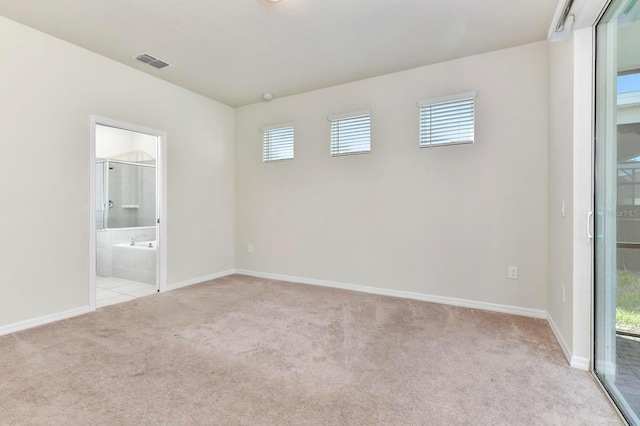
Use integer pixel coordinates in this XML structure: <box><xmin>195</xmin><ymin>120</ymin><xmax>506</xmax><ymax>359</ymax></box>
<box><xmin>90</xmin><ymin>117</ymin><xmax>166</xmax><ymax>309</ymax></box>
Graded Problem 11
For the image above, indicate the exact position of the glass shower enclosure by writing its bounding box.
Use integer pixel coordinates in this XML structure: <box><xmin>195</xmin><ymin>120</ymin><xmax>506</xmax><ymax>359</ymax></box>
<box><xmin>95</xmin><ymin>160</ymin><xmax>157</xmax><ymax>230</ymax></box>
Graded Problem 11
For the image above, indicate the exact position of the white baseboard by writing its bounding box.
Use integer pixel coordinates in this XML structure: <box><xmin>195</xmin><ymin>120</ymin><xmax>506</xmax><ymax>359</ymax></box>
<box><xmin>0</xmin><ymin>269</ymin><xmax>235</xmax><ymax>337</ymax></box>
<box><xmin>3</xmin><ymin>269</ymin><xmax>588</xmax><ymax>374</ymax></box>
<box><xmin>547</xmin><ymin>313</ymin><xmax>572</xmax><ymax>365</ymax></box>
<box><xmin>571</xmin><ymin>356</ymin><xmax>590</xmax><ymax>370</ymax></box>
<box><xmin>167</xmin><ymin>269</ymin><xmax>235</xmax><ymax>292</ymax></box>
<box><xmin>546</xmin><ymin>314</ymin><xmax>591</xmax><ymax>371</ymax></box>
<box><xmin>234</xmin><ymin>269</ymin><xmax>547</xmax><ymax>319</ymax></box>
<box><xmin>0</xmin><ymin>306</ymin><xmax>91</xmax><ymax>337</ymax></box>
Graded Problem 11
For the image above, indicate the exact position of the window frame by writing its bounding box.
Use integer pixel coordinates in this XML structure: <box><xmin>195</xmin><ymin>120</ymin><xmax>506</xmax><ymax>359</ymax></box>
<box><xmin>327</xmin><ymin>109</ymin><xmax>372</xmax><ymax>157</ymax></box>
<box><xmin>418</xmin><ymin>91</ymin><xmax>476</xmax><ymax>148</ymax></box>
<box><xmin>261</xmin><ymin>123</ymin><xmax>295</xmax><ymax>163</ymax></box>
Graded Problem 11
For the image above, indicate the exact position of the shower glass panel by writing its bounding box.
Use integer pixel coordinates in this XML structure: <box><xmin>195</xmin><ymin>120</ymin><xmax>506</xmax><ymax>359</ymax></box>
<box><xmin>594</xmin><ymin>0</ymin><xmax>640</xmax><ymax>422</ymax></box>
<box><xmin>96</xmin><ymin>160</ymin><xmax>156</xmax><ymax>229</ymax></box>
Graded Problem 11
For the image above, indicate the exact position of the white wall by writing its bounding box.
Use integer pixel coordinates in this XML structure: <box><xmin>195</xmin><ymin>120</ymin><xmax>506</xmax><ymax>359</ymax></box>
<box><xmin>546</xmin><ymin>27</ymin><xmax>595</xmax><ymax>369</ymax></box>
<box><xmin>547</xmin><ymin>36</ymin><xmax>575</xmax><ymax>360</ymax></box>
<box><xmin>96</xmin><ymin>125</ymin><xmax>157</xmax><ymax>161</ymax></box>
<box><xmin>0</xmin><ymin>16</ymin><xmax>235</xmax><ymax>329</ymax></box>
<box><xmin>236</xmin><ymin>42</ymin><xmax>549</xmax><ymax>311</ymax></box>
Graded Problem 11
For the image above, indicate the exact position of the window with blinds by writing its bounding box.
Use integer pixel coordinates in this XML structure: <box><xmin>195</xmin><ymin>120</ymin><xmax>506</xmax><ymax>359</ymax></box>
<box><xmin>262</xmin><ymin>124</ymin><xmax>294</xmax><ymax>162</ymax></box>
<box><xmin>328</xmin><ymin>110</ymin><xmax>371</xmax><ymax>156</ymax></box>
<box><xmin>419</xmin><ymin>92</ymin><xmax>476</xmax><ymax>148</ymax></box>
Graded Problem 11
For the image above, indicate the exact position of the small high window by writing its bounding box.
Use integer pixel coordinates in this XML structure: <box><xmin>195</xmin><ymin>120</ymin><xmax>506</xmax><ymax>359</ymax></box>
<box><xmin>328</xmin><ymin>110</ymin><xmax>371</xmax><ymax>156</ymax></box>
<box><xmin>419</xmin><ymin>92</ymin><xmax>476</xmax><ymax>148</ymax></box>
<box><xmin>262</xmin><ymin>124</ymin><xmax>294</xmax><ymax>162</ymax></box>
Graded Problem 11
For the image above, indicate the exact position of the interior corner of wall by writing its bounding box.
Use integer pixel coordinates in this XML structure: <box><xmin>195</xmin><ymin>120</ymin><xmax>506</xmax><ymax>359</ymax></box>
<box><xmin>547</xmin><ymin>312</ymin><xmax>573</xmax><ymax>365</ymax></box>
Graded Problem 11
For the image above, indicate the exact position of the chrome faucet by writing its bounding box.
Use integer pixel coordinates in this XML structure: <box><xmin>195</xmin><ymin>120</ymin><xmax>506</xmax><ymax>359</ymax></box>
<box><xmin>130</xmin><ymin>234</ymin><xmax>147</xmax><ymax>246</ymax></box>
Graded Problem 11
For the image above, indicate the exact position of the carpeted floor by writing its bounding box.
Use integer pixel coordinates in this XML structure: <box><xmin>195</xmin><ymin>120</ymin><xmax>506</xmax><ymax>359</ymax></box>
<box><xmin>0</xmin><ymin>275</ymin><xmax>622</xmax><ymax>425</ymax></box>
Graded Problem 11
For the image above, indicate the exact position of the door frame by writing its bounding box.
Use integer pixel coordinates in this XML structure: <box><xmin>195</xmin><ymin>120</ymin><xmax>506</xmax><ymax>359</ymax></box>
<box><xmin>89</xmin><ymin>115</ymin><xmax>168</xmax><ymax>310</ymax></box>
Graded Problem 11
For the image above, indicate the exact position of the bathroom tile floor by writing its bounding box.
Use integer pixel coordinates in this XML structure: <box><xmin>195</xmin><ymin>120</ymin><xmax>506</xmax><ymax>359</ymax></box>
<box><xmin>96</xmin><ymin>276</ymin><xmax>157</xmax><ymax>308</ymax></box>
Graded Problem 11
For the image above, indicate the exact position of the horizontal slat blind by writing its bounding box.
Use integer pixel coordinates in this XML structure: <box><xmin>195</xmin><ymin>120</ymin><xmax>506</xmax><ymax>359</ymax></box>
<box><xmin>419</xmin><ymin>95</ymin><xmax>475</xmax><ymax>147</ymax></box>
<box><xmin>263</xmin><ymin>126</ymin><xmax>294</xmax><ymax>162</ymax></box>
<box><xmin>330</xmin><ymin>113</ymin><xmax>371</xmax><ymax>156</ymax></box>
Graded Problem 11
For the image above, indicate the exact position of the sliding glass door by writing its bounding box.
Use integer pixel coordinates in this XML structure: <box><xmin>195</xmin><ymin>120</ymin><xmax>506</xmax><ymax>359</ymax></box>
<box><xmin>595</xmin><ymin>0</ymin><xmax>640</xmax><ymax>422</ymax></box>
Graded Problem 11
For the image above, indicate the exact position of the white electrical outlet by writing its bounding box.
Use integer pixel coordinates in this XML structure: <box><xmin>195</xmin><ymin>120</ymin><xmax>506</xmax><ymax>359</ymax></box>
<box><xmin>561</xmin><ymin>285</ymin><xmax>566</xmax><ymax>303</ymax></box>
<box><xmin>508</xmin><ymin>266</ymin><xmax>518</xmax><ymax>280</ymax></box>
<box><xmin>248</xmin><ymin>244</ymin><xmax>253</xmax><ymax>253</ymax></box>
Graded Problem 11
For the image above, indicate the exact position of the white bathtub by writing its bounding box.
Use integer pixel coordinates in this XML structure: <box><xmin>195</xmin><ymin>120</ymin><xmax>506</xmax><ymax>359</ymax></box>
<box><xmin>125</xmin><ymin>240</ymin><xmax>156</xmax><ymax>249</ymax></box>
<box><xmin>111</xmin><ymin>242</ymin><xmax>157</xmax><ymax>284</ymax></box>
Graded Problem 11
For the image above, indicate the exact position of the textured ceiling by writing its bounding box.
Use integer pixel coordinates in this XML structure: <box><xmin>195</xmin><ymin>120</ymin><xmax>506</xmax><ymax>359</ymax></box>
<box><xmin>0</xmin><ymin>0</ymin><xmax>558</xmax><ymax>107</ymax></box>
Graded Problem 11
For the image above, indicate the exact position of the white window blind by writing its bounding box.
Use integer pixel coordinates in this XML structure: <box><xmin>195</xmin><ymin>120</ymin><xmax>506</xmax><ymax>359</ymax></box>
<box><xmin>419</xmin><ymin>92</ymin><xmax>476</xmax><ymax>148</ymax></box>
<box><xmin>261</xmin><ymin>124</ymin><xmax>294</xmax><ymax>162</ymax></box>
<box><xmin>328</xmin><ymin>110</ymin><xmax>371</xmax><ymax>156</ymax></box>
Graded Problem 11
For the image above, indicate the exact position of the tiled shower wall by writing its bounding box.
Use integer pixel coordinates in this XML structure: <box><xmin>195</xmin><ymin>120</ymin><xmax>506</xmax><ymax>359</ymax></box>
<box><xmin>96</xmin><ymin>227</ymin><xmax>156</xmax><ymax>277</ymax></box>
<box><xmin>107</xmin><ymin>162</ymin><xmax>157</xmax><ymax>229</ymax></box>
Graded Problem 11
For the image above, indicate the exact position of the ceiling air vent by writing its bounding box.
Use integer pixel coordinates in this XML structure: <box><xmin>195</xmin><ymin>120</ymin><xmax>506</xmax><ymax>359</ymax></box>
<box><xmin>133</xmin><ymin>52</ymin><xmax>172</xmax><ymax>70</ymax></box>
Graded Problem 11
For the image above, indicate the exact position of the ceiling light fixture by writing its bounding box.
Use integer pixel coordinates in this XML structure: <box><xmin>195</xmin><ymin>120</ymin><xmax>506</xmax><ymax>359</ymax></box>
<box><xmin>263</xmin><ymin>93</ymin><xmax>273</xmax><ymax>101</ymax></box>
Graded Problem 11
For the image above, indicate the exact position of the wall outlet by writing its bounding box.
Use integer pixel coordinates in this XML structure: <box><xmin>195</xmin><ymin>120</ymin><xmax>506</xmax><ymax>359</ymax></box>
<box><xmin>508</xmin><ymin>266</ymin><xmax>518</xmax><ymax>279</ymax></box>
<box><xmin>561</xmin><ymin>285</ymin><xmax>566</xmax><ymax>303</ymax></box>
<box><xmin>247</xmin><ymin>244</ymin><xmax>253</xmax><ymax>253</ymax></box>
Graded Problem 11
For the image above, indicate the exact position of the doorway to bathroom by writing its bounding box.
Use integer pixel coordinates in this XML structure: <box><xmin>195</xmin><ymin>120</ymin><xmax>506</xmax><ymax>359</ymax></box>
<box><xmin>89</xmin><ymin>116</ymin><xmax>167</xmax><ymax>310</ymax></box>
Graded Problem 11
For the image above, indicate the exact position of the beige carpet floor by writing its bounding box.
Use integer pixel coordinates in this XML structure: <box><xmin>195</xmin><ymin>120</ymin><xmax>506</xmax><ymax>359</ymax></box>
<box><xmin>0</xmin><ymin>274</ymin><xmax>622</xmax><ymax>425</ymax></box>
